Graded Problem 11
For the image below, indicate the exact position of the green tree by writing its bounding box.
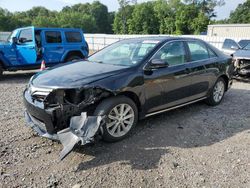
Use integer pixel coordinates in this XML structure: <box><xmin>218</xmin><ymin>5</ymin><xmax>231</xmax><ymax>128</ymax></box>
<box><xmin>175</xmin><ymin>4</ymin><xmax>199</xmax><ymax>34</ymax></box>
<box><xmin>128</xmin><ymin>2</ymin><xmax>159</xmax><ymax>34</ymax></box>
<box><xmin>56</xmin><ymin>12</ymin><xmax>97</xmax><ymax>33</ymax></box>
<box><xmin>228</xmin><ymin>0</ymin><xmax>250</xmax><ymax>23</ymax></box>
<box><xmin>191</xmin><ymin>11</ymin><xmax>210</xmax><ymax>34</ymax></box>
<box><xmin>113</xmin><ymin>5</ymin><xmax>134</xmax><ymax>34</ymax></box>
<box><xmin>91</xmin><ymin>1</ymin><xmax>110</xmax><ymax>33</ymax></box>
<box><xmin>153</xmin><ymin>0</ymin><xmax>181</xmax><ymax>34</ymax></box>
<box><xmin>185</xmin><ymin>0</ymin><xmax>224</xmax><ymax>18</ymax></box>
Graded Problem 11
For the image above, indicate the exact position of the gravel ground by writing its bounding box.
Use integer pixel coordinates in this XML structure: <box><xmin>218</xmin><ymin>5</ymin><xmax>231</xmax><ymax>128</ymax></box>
<box><xmin>0</xmin><ymin>71</ymin><xmax>250</xmax><ymax>188</ymax></box>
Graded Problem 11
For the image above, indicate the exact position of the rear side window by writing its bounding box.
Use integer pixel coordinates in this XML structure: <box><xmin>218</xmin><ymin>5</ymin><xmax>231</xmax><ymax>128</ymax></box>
<box><xmin>19</xmin><ymin>29</ymin><xmax>33</xmax><ymax>42</ymax></box>
<box><xmin>187</xmin><ymin>41</ymin><xmax>209</xmax><ymax>61</ymax></box>
<box><xmin>208</xmin><ymin>47</ymin><xmax>217</xmax><ymax>58</ymax></box>
<box><xmin>45</xmin><ymin>31</ymin><xmax>62</xmax><ymax>43</ymax></box>
<box><xmin>65</xmin><ymin>32</ymin><xmax>82</xmax><ymax>43</ymax></box>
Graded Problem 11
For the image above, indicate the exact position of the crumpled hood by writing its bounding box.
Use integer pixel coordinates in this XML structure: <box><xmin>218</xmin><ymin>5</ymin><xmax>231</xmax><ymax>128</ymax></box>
<box><xmin>31</xmin><ymin>61</ymin><xmax>129</xmax><ymax>88</ymax></box>
<box><xmin>234</xmin><ymin>50</ymin><xmax>250</xmax><ymax>59</ymax></box>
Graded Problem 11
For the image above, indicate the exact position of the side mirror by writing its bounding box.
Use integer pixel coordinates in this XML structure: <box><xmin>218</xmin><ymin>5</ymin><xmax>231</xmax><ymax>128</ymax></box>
<box><xmin>18</xmin><ymin>37</ymin><xmax>27</xmax><ymax>44</ymax></box>
<box><xmin>230</xmin><ymin>45</ymin><xmax>239</xmax><ymax>50</ymax></box>
<box><xmin>12</xmin><ymin>37</ymin><xmax>18</xmax><ymax>44</ymax></box>
<box><xmin>149</xmin><ymin>59</ymin><xmax>169</xmax><ymax>69</ymax></box>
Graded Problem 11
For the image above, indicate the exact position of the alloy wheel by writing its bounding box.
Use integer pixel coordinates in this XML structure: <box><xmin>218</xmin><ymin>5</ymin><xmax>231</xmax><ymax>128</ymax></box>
<box><xmin>213</xmin><ymin>80</ymin><xmax>225</xmax><ymax>103</ymax></box>
<box><xmin>106</xmin><ymin>104</ymin><xmax>135</xmax><ymax>137</ymax></box>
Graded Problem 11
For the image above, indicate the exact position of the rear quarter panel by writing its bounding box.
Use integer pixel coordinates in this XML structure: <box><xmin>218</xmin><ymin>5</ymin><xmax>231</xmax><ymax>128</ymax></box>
<box><xmin>204</xmin><ymin>56</ymin><xmax>233</xmax><ymax>92</ymax></box>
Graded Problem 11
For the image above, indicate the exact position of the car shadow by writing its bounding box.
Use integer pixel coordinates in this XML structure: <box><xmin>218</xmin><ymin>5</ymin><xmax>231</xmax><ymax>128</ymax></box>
<box><xmin>74</xmin><ymin>87</ymin><xmax>250</xmax><ymax>171</ymax></box>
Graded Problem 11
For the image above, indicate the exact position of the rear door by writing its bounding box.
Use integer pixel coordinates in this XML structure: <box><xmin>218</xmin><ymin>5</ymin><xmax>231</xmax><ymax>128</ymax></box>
<box><xmin>16</xmin><ymin>27</ymin><xmax>37</xmax><ymax>65</ymax></box>
<box><xmin>42</xmin><ymin>30</ymin><xmax>65</xmax><ymax>64</ymax></box>
<box><xmin>184</xmin><ymin>40</ymin><xmax>214</xmax><ymax>100</ymax></box>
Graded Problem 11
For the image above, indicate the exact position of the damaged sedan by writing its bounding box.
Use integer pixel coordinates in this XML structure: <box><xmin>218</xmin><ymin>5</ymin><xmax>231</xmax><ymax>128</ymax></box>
<box><xmin>23</xmin><ymin>37</ymin><xmax>234</xmax><ymax>158</ymax></box>
<box><xmin>233</xmin><ymin>43</ymin><xmax>250</xmax><ymax>77</ymax></box>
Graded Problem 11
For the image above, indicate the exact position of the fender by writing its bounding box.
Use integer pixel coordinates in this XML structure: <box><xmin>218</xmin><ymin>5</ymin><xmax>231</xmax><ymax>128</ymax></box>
<box><xmin>61</xmin><ymin>49</ymin><xmax>88</xmax><ymax>62</ymax></box>
<box><xmin>0</xmin><ymin>51</ymin><xmax>11</xmax><ymax>68</ymax></box>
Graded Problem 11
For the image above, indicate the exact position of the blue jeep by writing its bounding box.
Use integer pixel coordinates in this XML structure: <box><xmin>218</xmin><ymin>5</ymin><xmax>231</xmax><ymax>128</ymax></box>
<box><xmin>0</xmin><ymin>26</ymin><xmax>89</xmax><ymax>76</ymax></box>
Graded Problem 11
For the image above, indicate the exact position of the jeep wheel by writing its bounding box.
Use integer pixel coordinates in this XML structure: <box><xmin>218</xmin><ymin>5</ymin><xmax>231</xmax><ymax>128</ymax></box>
<box><xmin>94</xmin><ymin>96</ymin><xmax>138</xmax><ymax>142</ymax></box>
<box><xmin>65</xmin><ymin>55</ymin><xmax>82</xmax><ymax>62</ymax></box>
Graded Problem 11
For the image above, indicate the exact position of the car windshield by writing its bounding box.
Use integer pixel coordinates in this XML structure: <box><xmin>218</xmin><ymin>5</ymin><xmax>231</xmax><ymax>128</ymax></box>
<box><xmin>7</xmin><ymin>29</ymin><xmax>18</xmax><ymax>42</ymax></box>
<box><xmin>239</xmin><ymin>40</ymin><xmax>250</xmax><ymax>48</ymax></box>
<box><xmin>88</xmin><ymin>39</ymin><xmax>160</xmax><ymax>67</ymax></box>
<box><xmin>243</xmin><ymin>43</ymin><xmax>250</xmax><ymax>50</ymax></box>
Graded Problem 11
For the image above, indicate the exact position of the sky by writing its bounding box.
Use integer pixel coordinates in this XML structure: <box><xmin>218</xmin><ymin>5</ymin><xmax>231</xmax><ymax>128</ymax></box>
<box><xmin>0</xmin><ymin>0</ymin><xmax>247</xmax><ymax>20</ymax></box>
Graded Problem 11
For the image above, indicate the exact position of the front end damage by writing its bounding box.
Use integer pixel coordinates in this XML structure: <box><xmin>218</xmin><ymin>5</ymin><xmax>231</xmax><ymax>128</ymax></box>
<box><xmin>23</xmin><ymin>85</ymin><xmax>112</xmax><ymax>159</ymax></box>
<box><xmin>58</xmin><ymin>113</ymin><xmax>103</xmax><ymax>160</ymax></box>
<box><xmin>233</xmin><ymin>57</ymin><xmax>250</xmax><ymax>77</ymax></box>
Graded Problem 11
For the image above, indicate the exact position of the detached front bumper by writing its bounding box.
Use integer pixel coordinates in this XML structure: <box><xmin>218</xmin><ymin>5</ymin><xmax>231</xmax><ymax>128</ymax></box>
<box><xmin>24</xmin><ymin>88</ymin><xmax>103</xmax><ymax>159</ymax></box>
<box><xmin>23</xmin><ymin>89</ymin><xmax>59</xmax><ymax>138</ymax></box>
<box><xmin>24</xmin><ymin>111</ymin><xmax>59</xmax><ymax>140</ymax></box>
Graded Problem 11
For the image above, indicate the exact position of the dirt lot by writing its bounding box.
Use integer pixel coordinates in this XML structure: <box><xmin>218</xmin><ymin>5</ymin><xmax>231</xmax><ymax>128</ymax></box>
<box><xmin>0</xmin><ymin>71</ymin><xmax>250</xmax><ymax>188</ymax></box>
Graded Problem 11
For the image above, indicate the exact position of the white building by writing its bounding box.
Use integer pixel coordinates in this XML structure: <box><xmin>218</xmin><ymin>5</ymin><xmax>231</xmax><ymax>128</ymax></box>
<box><xmin>207</xmin><ymin>24</ymin><xmax>250</xmax><ymax>38</ymax></box>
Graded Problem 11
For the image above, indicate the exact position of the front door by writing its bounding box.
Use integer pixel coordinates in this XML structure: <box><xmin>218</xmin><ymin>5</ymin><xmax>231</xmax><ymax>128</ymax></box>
<box><xmin>16</xmin><ymin>27</ymin><xmax>37</xmax><ymax>65</ymax></box>
<box><xmin>144</xmin><ymin>41</ymin><xmax>193</xmax><ymax>114</ymax></box>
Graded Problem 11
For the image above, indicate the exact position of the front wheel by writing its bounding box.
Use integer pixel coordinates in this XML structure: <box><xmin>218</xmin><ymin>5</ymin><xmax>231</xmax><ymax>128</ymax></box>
<box><xmin>206</xmin><ymin>77</ymin><xmax>226</xmax><ymax>106</ymax></box>
<box><xmin>94</xmin><ymin>96</ymin><xmax>138</xmax><ymax>142</ymax></box>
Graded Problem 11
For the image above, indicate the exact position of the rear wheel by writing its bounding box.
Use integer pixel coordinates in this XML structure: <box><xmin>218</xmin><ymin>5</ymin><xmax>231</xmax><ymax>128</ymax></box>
<box><xmin>65</xmin><ymin>54</ymin><xmax>83</xmax><ymax>62</ymax></box>
<box><xmin>206</xmin><ymin>77</ymin><xmax>226</xmax><ymax>106</ymax></box>
<box><xmin>94</xmin><ymin>96</ymin><xmax>138</xmax><ymax>142</ymax></box>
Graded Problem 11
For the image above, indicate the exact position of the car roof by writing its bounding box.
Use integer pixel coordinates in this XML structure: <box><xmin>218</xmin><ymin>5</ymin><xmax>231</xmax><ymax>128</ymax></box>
<box><xmin>35</xmin><ymin>27</ymin><xmax>82</xmax><ymax>31</ymax></box>
<box><xmin>122</xmin><ymin>36</ymin><xmax>204</xmax><ymax>43</ymax></box>
<box><xmin>16</xmin><ymin>26</ymin><xmax>83</xmax><ymax>32</ymax></box>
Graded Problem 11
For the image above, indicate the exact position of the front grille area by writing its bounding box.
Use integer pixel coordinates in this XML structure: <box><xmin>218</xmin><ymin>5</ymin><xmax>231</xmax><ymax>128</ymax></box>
<box><xmin>28</xmin><ymin>85</ymin><xmax>52</xmax><ymax>102</ymax></box>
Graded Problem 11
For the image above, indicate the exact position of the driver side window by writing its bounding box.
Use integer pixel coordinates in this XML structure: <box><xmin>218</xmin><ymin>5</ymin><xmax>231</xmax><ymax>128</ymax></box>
<box><xmin>153</xmin><ymin>41</ymin><xmax>186</xmax><ymax>66</ymax></box>
<box><xmin>19</xmin><ymin>29</ymin><xmax>33</xmax><ymax>43</ymax></box>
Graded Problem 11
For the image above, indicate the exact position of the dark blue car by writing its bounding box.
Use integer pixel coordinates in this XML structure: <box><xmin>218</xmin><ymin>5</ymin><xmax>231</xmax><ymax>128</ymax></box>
<box><xmin>0</xmin><ymin>26</ymin><xmax>89</xmax><ymax>77</ymax></box>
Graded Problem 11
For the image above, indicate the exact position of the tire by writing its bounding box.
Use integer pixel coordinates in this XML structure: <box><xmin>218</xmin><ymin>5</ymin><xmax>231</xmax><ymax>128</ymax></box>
<box><xmin>65</xmin><ymin>55</ymin><xmax>82</xmax><ymax>62</ymax></box>
<box><xmin>0</xmin><ymin>64</ymin><xmax>3</xmax><ymax>78</ymax></box>
<box><xmin>94</xmin><ymin>96</ymin><xmax>138</xmax><ymax>142</ymax></box>
<box><xmin>206</xmin><ymin>77</ymin><xmax>226</xmax><ymax>106</ymax></box>
<box><xmin>85</xmin><ymin>42</ymin><xmax>89</xmax><ymax>55</ymax></box>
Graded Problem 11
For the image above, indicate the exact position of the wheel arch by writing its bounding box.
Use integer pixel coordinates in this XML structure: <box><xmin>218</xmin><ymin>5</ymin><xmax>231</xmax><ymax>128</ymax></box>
<box><xmin>0</xmin><ymin>51</ymin><xmax>6</xmax><ymax>67</ymax></box>
<box><xmin>218</xmin><ymin>74</ymin><xmax>229</xmax><ymax>91</ymax></box>
<box><xmin>118</xmin><ymin>91</ymin><xmax>142</xmax><ymax>113</ymax></box>
<box><xmin>63</xmin><ymin>50</ymin><xmax>85</xmax><ymax>62</ymax></box>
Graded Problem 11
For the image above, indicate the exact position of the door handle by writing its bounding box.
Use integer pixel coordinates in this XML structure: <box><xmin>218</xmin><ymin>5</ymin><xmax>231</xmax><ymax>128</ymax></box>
<box><xmin>56</xmin><ymin>46</ymin><xmax>63</xmax><ymax>49</ymax></box>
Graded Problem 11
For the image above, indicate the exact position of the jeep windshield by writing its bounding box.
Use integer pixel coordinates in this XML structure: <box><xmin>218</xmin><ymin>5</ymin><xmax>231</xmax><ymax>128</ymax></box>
<box><xmin>88</xmin><ymin>39</ymin><xmax>159</xmax><ymax>67</ymax></box>
<box><xmin>7</xmin><ymin>29</ymin><xmax>18</xmax><ymax>42</ymax></box>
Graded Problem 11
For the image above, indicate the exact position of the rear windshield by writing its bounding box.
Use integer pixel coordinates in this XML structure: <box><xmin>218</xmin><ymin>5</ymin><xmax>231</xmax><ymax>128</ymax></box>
<box><xmin>65</xmin><ymin>32</ymin><xmax>82</xmax><ymax>43</ymax></box>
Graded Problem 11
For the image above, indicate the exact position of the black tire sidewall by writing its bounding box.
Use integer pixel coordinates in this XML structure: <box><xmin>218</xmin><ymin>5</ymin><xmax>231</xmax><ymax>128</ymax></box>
<box><xmin>94</xmin><ymin>96</ymin><xmax>138</xmax><ymax>142</ymax></box>
<box><xmin>65</xmin><ymin>55</ymin><xmax>82</xmax><ymax>62</ymax></box>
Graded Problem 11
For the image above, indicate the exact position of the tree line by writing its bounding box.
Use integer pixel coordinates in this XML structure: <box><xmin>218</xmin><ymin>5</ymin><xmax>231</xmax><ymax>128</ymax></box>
<box><xmin>0</xmin><ymin>0</ymin><xmax>249</xmax><ymax>34</ymax></box>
